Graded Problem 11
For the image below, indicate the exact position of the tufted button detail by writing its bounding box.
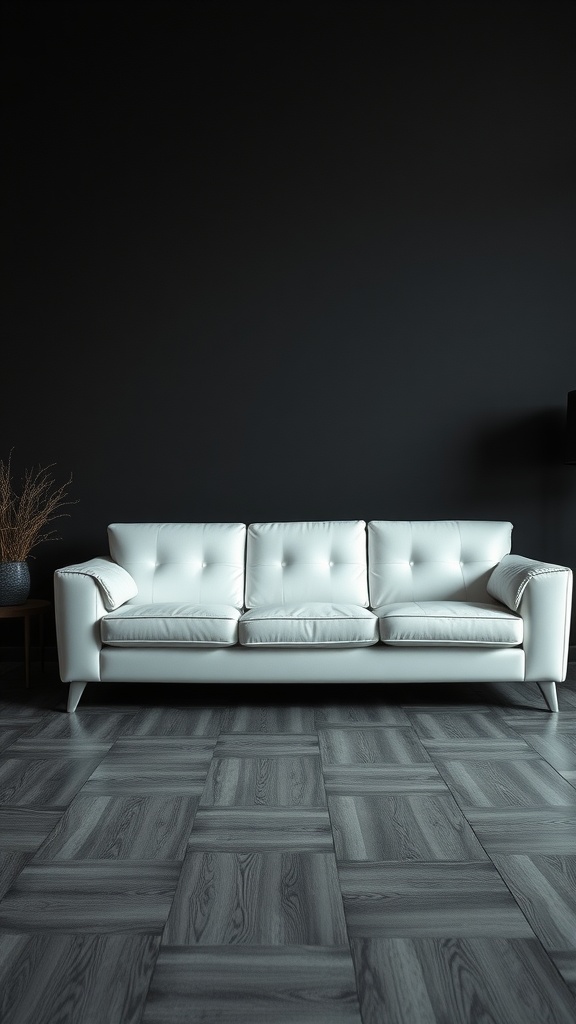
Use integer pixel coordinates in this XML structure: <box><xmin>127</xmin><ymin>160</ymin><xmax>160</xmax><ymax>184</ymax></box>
<box><xmin>409</xmin><ymin>561</ymin><xmax>414</xmax><ymax>566</ymax></box>
<box><xmin>281</xmin><ymin>561</ymin><xmax>287</xmax><ymax>567</ymax></box>
<box><xmin>329</xmin><ymin>561</ymin><xmax>334</xmax><ymax>567</ymax></box>
<box><xmin>202</xmin><ymin>562</ymin><xmax>207</xmax><ymax>568</ymax></box>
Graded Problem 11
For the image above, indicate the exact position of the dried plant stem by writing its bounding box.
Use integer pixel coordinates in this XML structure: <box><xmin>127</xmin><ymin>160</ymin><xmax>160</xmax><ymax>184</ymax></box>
<box><xmin>0</xmin><ymin>450</ymin><xmax>76</xmax><ymax>562</ymax></box>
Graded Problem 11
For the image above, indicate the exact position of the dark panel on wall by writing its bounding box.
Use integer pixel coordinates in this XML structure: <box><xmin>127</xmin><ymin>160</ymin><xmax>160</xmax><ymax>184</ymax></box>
<box><xmin>2</xmin><ymin>0</ymin><xmax>576</xmax><ymax>644</ymax></box>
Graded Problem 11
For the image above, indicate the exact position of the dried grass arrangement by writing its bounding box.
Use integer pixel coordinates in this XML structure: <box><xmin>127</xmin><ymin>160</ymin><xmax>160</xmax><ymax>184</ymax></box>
<box><xmin>0</xmin><ymin>450</ymin><xmax>76</xmax><ymax>563</ymax></box>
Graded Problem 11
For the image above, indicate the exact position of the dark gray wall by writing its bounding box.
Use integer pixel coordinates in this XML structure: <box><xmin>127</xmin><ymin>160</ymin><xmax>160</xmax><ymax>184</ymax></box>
<box><xmin>3</xmin><ymin>0</ymin><xmax>576</xmax><ymax>645</ymax></box>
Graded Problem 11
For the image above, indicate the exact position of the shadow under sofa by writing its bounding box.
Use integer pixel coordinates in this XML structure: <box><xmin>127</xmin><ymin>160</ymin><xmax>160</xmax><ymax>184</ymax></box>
<box><xmin>53</xmin><ymin>519</ymin><xmax>573</xmax><ymax>714</ymax></box>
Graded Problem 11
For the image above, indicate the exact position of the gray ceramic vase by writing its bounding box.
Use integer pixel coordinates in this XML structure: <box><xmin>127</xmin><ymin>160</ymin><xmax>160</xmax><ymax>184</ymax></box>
<box><xmin>0</xmin><ymin>561</ymin><xmax>30</xmax><ymax>606</ymax></box>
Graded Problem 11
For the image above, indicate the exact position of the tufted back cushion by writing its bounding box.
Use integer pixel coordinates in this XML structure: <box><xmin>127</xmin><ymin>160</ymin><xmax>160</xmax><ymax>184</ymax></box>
<box><xmin>245</xmin><ymin>521</ymin><xmax>369</xmax><ymax>608</ymax></box>
<box><xmin>107</xmin><ymin>523</ymin><xmax>246</xmax><ymax>607</ymax></box>
<box><xmin>367</xmin><ymin>520</ymin><xmax>513</xmax><ymax>607</ymax></box>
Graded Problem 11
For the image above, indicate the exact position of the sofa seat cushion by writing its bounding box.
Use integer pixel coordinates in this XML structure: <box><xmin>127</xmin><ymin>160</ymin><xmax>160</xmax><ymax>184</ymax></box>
<box><xmin>374</xmin><ymin>601</ymin><xmax>523</xmax><ymax>647</ymax></box>
<box><xmin>101</xmin><ymin>603</ymin><xmax>241</xmax><ymax>647</ymax></box>
<box><xmin>239</xmin><ymin>603</ymin><xmax>378</xmax><ymax>648</ymax></box>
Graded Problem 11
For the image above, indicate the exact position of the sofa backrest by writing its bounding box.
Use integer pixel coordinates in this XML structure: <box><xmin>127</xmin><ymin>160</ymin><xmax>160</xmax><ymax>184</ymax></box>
<box><xmin>367</xmin><ymin>520</ymin><xmax>513</xmax><ymax>606</ymax></box>
<box><xmin>108</xmin><ymin>523</ymin><xmax>246</xmax><ymax>607</ymax></box>
<box><xmin>245</xmin><ymin>520</ymin><xmax>369</xmax><ymax>608</ymax></box>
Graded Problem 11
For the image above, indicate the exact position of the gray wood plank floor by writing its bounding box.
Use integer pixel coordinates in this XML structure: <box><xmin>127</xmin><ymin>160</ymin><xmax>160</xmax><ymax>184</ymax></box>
<box><xmin>1</xmin><ymin>664</ymin><xmax>576</xmax><ymax>1023</ymax></box>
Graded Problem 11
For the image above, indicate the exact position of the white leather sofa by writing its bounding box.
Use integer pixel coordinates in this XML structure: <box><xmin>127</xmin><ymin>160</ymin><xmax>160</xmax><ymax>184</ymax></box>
<box><xmin>53</xmin><ymin>520</ymin><xmax>573</xmax><ymax>713</ymax></box>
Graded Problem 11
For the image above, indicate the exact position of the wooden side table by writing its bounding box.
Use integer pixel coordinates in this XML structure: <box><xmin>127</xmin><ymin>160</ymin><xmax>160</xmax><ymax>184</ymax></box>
<box><xmin>0</xmin><ymin>599</ymin><xmax>51</xmax><ymax>687</ymax></box>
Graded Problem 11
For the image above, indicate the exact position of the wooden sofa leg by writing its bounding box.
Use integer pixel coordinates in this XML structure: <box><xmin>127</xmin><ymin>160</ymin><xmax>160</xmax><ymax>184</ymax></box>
<box><xmin>538</xmin><ymin>681</ymin><xmax>559</xmax><ymax>713</ymax></box>
<box><xmin>67</xmin><ymin>682</ymin><xmax>87</xmax><ymax>713</ymax></box>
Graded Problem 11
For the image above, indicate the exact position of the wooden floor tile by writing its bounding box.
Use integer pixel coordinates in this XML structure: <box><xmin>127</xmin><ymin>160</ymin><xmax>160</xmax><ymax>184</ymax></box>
<box><xmin>328</xmin><ymin>794</ymin><xmax>487</xmax><ymax>861</ymax></box>
<box><xmin>350</xmin><ymin>937</ymin><xmax>576</xmax><ymax>1024</ymax></box>
<box><xmin>0</xmin><ymin>854</ymin><xmax>31</xmax><ymax>903</ymax></box>
<box><xmin>89</xmin><ymin>736</ymin><xmax>216</xmax><ymax>756</ymax></box>
<box><xmin>0</xmin><ymin>861</ymin><xmax>181</xmax><ymax>933</ymax></box>
<box><xmin>558</xmin><ymin>684</ymin><xmax>576</xmax><ymax>710</ymax></box>
<box><xmin>163</xmin><ymin>851</ymin><xmax>347</xmax><ymax>945</ymax></box>
<box><xmin>142</xmin><ymin>945</ymin><xmax>363</xmax><ymax>1023</ymax></box>
<box><xmin>491</xmin><ymin>854</ymin><xmax>576</xmax><ymax>951</ymax></box>
<box><xmin>129</xmin><ymin>707</ymin><xmax>225</xmax><ymax>737</ymax></box>
<box><xmin>318</xmin><ymin>727</ymin><xmax>430</xmax><ymax>765</ymax></box>
<box><xmin>214</xmin><ymin>733</ymin><xmax>320</xmax><ymax>756</ymax></box>
<box><xmin>551</xmin><ymin>951</ymin><xmax>576</xmax><ymax>997</ymax></box>
<box><xmin>314</xmin><ymin>705</ymin><xmax>411</xmax><ymax>727</ymax></box>
<box><xmin>0</xmin><ymin>756</ymin><xmax>106</xmax><ymax>809</ymax></box>
<box><xmin>0</xmin><ymin>708</ymin><xmax>49</xmax><ymax>722</ymax></box>
<box><xmin>3</xmin><ymin>738</ymin><xmax>112</xmax><ymax>759</ymax></box>
<box><xmin>0</xmin><ymin>729</ymin><xmax>34</xmax><ymax>754</ymax></box>
<box><xmin>0</xmin><ymin>806</ymin><xmax>63</xmax><ymax>852</ymax></box>
<box><xmin>323</xmin><ymin>765</ymin><xmax>447</xmax><ymax>794</ymax></box>
<box><xmin>1</xmin><ymin>675</ymin><xmax>576</xmax><ymax>1021</ymax></box>
<box><xmin>464</xmin><ymin>808</ymin><xmax>576</xmax><ymax>854</ymax></box>
<box><xmin>519</xmin><ymin>731</ymin><xmax>576</xmax><ymax>771</ymax></box>
<box><xmin>339</xmin><ymin>861</ymin><xmax>533</xmax><ymax>937</ymax></box>
<box><xmin>222</xmin><ymin>707</ymin><xmax>316</xmax><ymax>733</ymax></box>
<box><xmin>32</xmin><ymin>794</ymin><xmax>199</xmax><ymax>860</ymax></box>
<box><xmin>26</xmin><ymin>712</ymin><xmax>138</xmax><ymax>741</ymax></box>
<box><xmin>201</xmin><ymin>756</ymin><xmax>326</xmax><ymax>806</ymax></box>
<box><xmin>433</xmin><ymin>756</ymin><xmax>576</xmax><ymax>807</ymax></box>
<box><xmin>409</xmin><ymin>711</ymin><xmax>518</xmax><ymax>740</ymax></box>
<box><xmin>82</xmin><ymin>737</ymin><xmax>215</xmax><ymax>794</ymax></box>
<box><xmin>0</xmin><ymin>932</ymin><xmax>161</xmax><ymax>1024</ymax></box>
<box><xmin>502</xmin><ymin>714</ymin><xmax>576</xmax><ymax>732</ymax></box>
<box><xmin>188</xmin><ymin>808</ymin><xmax>334</xmax><ymax>851</ymax></box>
<box><xmin>422</xmin><ymin>738</ymin><xmax>538</xmax><ymax>759</ymax></box>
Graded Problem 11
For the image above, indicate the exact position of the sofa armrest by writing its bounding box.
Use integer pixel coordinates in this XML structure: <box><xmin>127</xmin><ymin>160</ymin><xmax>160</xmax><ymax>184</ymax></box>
<box><xmin>55</xmin><ymin>556</ymin><xmax>138</xmax><ymax>610</ymax></box>
<box><xmin>488</xmin><ymin>554</ymin><xmax>573</xmax><ymax>682</ymax></box>
<box><xmin>54</xmin><ymin>557</ymin><xmax>137</xmax><ymax>683</ymax></box>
